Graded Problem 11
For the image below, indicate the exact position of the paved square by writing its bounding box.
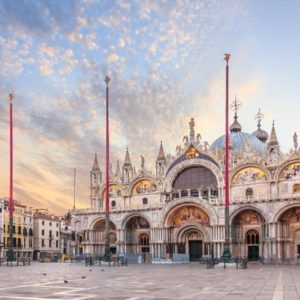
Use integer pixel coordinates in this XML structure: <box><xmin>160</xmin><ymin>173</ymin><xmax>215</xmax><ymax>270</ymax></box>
<box><xmin>0</xmin><ymin>262</ymin><xmax>300</xmax><ymax>299</ymax></box>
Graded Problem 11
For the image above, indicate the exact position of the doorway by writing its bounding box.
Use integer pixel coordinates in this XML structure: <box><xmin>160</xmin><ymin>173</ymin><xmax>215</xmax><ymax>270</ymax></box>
<box><xmin>248</xmin><ymin>245</ymin><xmax>259</xmax><ymax>261</ymax></box>
<box><xmin>189</xmin><ymin>241</ymin><xmax>202</xmax><ymax>261</ymax></box>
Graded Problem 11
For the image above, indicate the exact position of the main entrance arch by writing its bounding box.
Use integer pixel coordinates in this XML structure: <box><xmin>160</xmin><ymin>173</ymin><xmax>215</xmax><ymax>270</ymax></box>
<box><xmin>164</xmin><ymin>204</ymin><xmax>212</xmax><ymax>261</ymax></box>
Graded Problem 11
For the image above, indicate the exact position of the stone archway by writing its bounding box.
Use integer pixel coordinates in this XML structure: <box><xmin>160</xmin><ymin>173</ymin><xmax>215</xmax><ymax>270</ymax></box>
<box><xmin>84</xmin><ymin>219</ymin><xmax>117</xmax><ymax>256</ymax></box>
<box><xmin>124</xmin><ymin>216</ymin><xmax>150</xmax><ymax>255</ymax></box>
<box><xmin>277</xmin><ymin>206</ymin><xmax>300</xmax><ymax>260</ymax></box>
<box><xmin>231</xmin><ymin>209</ymin><xmax>265</xmax><ymax>259</ymax></box>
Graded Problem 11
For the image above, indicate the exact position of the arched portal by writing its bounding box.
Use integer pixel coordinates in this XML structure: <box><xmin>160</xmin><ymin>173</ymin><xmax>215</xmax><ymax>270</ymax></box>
<box><xmin>164</xmin><ymin>204</ymin><xmax>212</xmax><ymax>261</ymax></box>
<box><xmin>278</xmin><ymin>207</ymin><xmax>300</xmax><ymax>259</ymax></box>
<box><xmin>231</xmin><ymin>209</ymin><xmax>265</xmax><ymax>260</ymax></box>
<box><xmin>86</xmin><ymin>219</ymin><xmax>117</xmax><ymax>256</ymax></box>
<box><xmin>124</xmin><ymin>216</ymin><xmax>150</xmax><ymax>256</ymax></box>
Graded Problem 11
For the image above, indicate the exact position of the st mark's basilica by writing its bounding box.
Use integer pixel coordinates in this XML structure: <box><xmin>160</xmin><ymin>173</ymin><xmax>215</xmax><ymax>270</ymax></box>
<box><xmin>71</xmin><ymin>105</ymin><xmax>300</xmax><ymax>262</ymax></box>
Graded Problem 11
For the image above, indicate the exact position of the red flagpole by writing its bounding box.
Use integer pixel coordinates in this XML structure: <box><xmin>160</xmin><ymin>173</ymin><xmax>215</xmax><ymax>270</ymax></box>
<box><xmin>223</xmin><ymin>54</ymin><xmax>231</xmax><ymax>260</ymax></box>
<box><xmin>104</xmin><ymin>76</ymin><xmax>111</xmax><ymax>258</ymax></box>
<box><xmin>8</xmin><ymin>93</ymin><xmax>14</xmax><ymax>260</ymax></box>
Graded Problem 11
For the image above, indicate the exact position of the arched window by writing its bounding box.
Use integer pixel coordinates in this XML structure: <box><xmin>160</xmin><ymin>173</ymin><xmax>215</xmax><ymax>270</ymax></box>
<box><xmin>142</xmin><ymin>197</ymin><xmax>148</xmax><ymax>205</ymax></box>
<box><xmin>140</xmin><ymin>233</ymin><xmax>149</xmax><ymax>246</ymax></box>
<box><xmin>246</xmin><ymin>230</ymin><xmax>259</xmax><ymax>244</ymax></box>
<box><xmin>246</xmin><ymin>188</ymin><xmax>253</xmax><ymax>198</ymax></box>
<box><xmin>111</xmin><ymin>200</ymin><xmax>116</xmax><ymax>208</ymax></box>
<box><xmin>29</xmin><ymin>228</ymin><xmax>33</xmax><ymax>237</ymax></box>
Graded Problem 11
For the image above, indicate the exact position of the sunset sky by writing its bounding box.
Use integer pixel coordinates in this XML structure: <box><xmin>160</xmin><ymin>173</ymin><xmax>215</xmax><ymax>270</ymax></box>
<box><xmin>0</xmin><ymin>0</ymin><xmax>299</xmax><ymax>215</ymax></box>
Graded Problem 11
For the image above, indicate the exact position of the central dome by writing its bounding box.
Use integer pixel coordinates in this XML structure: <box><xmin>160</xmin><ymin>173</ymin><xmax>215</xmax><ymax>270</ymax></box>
<box><xmin>209</xmin><ymin>131</ymin><xmax>267</xmax><ymax>155</ymax></box>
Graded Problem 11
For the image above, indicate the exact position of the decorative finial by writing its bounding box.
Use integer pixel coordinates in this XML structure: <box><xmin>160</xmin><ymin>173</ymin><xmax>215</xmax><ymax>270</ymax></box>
<box><xmin>255</xmin><ymin>108</ymin><xmax>264</xmax><ymax>128</ymax></box>
<box><xmin>105</xmin><ymin>76</ymin><xmax>110</xmax><ymax>86</ymax></box>
<box><xmin>230</xmin><ymin>96</ymin><xmax>242</xmax><ymax>119</ymax></box>
<box><xmin>224</xmin><ymin>53</ymin><xmax>231</xmax><ymax>62</ymax></box>
<box><xmin>272</xmin><ymin>120</ymin><xmax>275</xmax><ymax>128</ymax></box>
<box><xmin>9</xmin><ymin>93</ymin><xmax>14</xmax><ymax>103</ymax></box>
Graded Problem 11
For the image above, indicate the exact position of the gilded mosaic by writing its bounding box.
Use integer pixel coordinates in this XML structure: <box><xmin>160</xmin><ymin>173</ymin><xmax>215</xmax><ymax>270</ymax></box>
<box><xmin>279</xmin><ymin>207</ymin><xmax>300</xmax><ymax>223</ymax></box>
<box><xmin>279</xmin><ymin>162</ymin><xmax>300</xmax><ymax>180</ymax></box>
<box><xmin>169</xmin><ymin>205</ymin><xmax>210</xmax><ymax>226</ymax></box>
<box><xmin>233</xmin><ymin>210</ymin><xmax>264</xmax><ymax>225</ymax></box>
<box><xmin>103</xmin><ymin>184</ymin><xmax>122</xmax><ymax>197</ymax></box>
<box><xmin>232</xmin><ymin>167</ymin><xmax>268</xmax><ymax>185</ymax></box>
<box><xmin>131</xmin><ymin>179</ymin><xmax>156</xmax><ymax>195</ymax></box>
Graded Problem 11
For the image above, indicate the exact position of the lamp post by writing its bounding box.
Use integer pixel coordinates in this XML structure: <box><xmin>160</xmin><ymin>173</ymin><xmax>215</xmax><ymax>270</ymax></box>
<box><xmin>7</xmin><ymin>93</ymin><xmax>14</xmax><ymax>262</ymax></box>
<box><xmin>223</xmin><ymin>54</ymin><xmax>231</xmax><ymax>261</ymax></box>
<box><xmin>104</xmin><ymin>76</ymin><xmax>111</xmax><ymax>259</ymax></box>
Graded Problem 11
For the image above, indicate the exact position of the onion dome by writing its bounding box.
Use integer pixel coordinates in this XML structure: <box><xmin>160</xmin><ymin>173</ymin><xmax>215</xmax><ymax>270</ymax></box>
<box><xmin>230</xmin><ymin>113</ymin><xmax>242</xmax><ymax>133</ymax></box>
<box><xmin>252</xmin><ymin>109</ymin><xmax>269</xmax><ymax>143</ymax></box>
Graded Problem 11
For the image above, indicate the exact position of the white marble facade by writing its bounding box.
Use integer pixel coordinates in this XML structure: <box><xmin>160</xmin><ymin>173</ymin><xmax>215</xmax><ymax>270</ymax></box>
<box><xmin>71</xmin><ymin>115</ymin><xmax>300</xmax><ymax>262</ymax></box>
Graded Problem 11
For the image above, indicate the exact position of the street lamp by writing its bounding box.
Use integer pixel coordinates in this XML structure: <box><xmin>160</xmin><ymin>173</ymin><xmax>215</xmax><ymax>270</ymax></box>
<box><xmin>7</xmin><ymin>93</ymin><xmax>14</xmax><ymax>262</ymax></box>
<box><xmin>104</xmin><ymin>76</ymin><xmax>111</xmax><ymax>260</ymax></box>
<box><xmin>222</xmin><ymin>54</ymin><xmax>231</xmax><ymax>261</ymax></box>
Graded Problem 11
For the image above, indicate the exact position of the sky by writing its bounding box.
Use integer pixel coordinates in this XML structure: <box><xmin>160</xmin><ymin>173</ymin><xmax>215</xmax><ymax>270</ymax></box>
<box><xmin>0</xmin><ymin>0</ymin><xmax>300</xmax><ymax>215</ymax></box>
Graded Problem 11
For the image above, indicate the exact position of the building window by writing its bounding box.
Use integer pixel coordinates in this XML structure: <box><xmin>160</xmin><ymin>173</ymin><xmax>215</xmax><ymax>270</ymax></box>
<box><xmin>49</xmin><ymin>222</ymin><xmax>52</xmax><ymax>226</ymax></box>
<box><xmin>42</xmin><ymin>221</ymin><xmax>44</xmax><ymax>225</ymax></box>
<box><xmin>56</xmin><ymin>223</ymin><xmax>58</xmax><ymax>227</ymax></box>
<box><xmin>23</xmin><ymin>227</ymin><xmax>28</xmax><ymax>236</ymax></box>
<box><xmin>18</xmin><ymin>226</ymin><xmax>22</xmax><ymax>234</ymax></box>
<box><xmin>49</xmin><ymin>230</ymin><xmax>52</xmax><ymax>238</ymax></box>
<box><xmin>246</xmin><ymin>230</ymin><xmax>259</xmax><ymax>244</ymax></box>
<box><xmin>42</xmin><ymin>229</ymin><xmax>44</xmax><ymax>236</ymax></box>
<box><xmin>246</xmin><ymin>188</ymin><xmax>253</xmax><ymax>198</ymax></box>
<box><xmin>140</xmin><ymin>233</ymin><xmax>149</xmax><ymax>246</ymax></box>
<box><xmin>29</xmin><ymin>228</ymin><xmax>33</xmax><ymax>236</ymax></box>
<box><xmin>142</xmin><ymin>197</ymin><xmax>148</xmax><ymax>205</ymax></box>
<box><xmin>42</xmin><ymin>239</ymin><xmax>45</xmax><ymax>247</ymax></box>
<box><xmin>56</xmin><ymin>240</ymin><xmax>58</xmax><ymax>248</ymax></box>
<box><xmin>49</xmin><ymin>240</ymin><xmax>51</xmax><ymax>247</ymax></box>
<box><xmin>111</xmin><ymin>200</ymin><xmax>116</xmax><ymax>208</ymax></box>
<box><xmin>56</xmin><ymin>231</ymin><xmax>58</xmax><ymax>237</ymax></box>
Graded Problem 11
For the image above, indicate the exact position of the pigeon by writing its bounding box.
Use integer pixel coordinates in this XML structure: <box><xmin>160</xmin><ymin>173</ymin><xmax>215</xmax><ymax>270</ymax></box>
<box><xmin>89</xmin><ymin>269</ymin><xmax>92</xmax><ymax>272</ymax></box>
<box><xmin>101</xmin><ymin>269</ymin><xmax>104</xmax><ymax>272</ymax></box>
<box><xmin>64</xmin><ymin>280</ymin><xmax>68</xmax><ymax>284</ymax></box>
<box><xmin>42</xmin><ymin>273</ymin><xmax>47</xmax><ymax>276</ymax></box>
<box><xmin>81</xmin><ymin>276</ymin><xmax>86</xmax><ymax>279</ymax></box>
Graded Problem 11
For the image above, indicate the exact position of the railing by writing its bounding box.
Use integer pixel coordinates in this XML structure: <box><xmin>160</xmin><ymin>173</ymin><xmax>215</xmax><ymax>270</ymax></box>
<box><xmin>70</xmin><ymin>193</ymin><xmax>300</xmax><ymax>216</ymax></box>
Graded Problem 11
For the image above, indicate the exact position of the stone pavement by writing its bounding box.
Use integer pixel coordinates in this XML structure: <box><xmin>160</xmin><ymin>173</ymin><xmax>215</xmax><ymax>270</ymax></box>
<box><xmin>0</xmin><ymin>262</ymin><xmax>300</xmax><ymax>299</ymax></box>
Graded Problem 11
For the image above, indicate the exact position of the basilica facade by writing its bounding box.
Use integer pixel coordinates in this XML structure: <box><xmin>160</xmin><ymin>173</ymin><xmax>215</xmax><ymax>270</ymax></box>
<box><xmin>71</xmin><ymin>110</ymin><xmax>300</xmax><ymax>262</ymax></box>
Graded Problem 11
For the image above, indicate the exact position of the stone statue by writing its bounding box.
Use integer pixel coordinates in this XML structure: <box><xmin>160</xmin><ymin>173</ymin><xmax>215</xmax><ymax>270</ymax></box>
<box><xmin>140</xmin><ymin>155</ymin><xmax>145</xmax><ymax>171</ymax></box>
<box><xmin>183</xmin><ymin>135</ymin><xmax>189</xmax><ymax>148</ymax></box>
<box><xmin>176</xmin><ymin>145</ymin><xmax>182</xmax><ymax>156</ymax></box>
<box><xmin>189</xmin><ymin>118</ymin><xmax>195</xmax><ymax>141</ymax></box>
<box><xmin>195</xmin><ymin>133</ymin><xmax>201</xmax><ymax>146</ymax></box>
<box><xmin>204</xmin><ymin>141</ymin><xmax>209</xmax><ymax>152</ymax></box>
<box><xmin>294</xmin><ymin>132</ymin><xmax>298</xmax><ymax>151</ymax></box>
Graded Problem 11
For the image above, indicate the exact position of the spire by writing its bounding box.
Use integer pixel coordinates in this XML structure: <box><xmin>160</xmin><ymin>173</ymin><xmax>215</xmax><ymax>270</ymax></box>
<box><xmin>230</xmin><ymin>96</ymin><xmax>242</xmax><ymax>133</ymax></box>
<box><xmin>268</xmin><ymin>120</ymin><xmax>279</xmax><ymax>147</ymax></box>
<box><xmin>92</xmin><ymin>153</ymin><xmax>100</xmax><ymax>171</ymax></box>
<box><xmin>157</xmin><ymin>141</ymin><xmax>166</xmax><ymax>161</ymax></box>
<box><xmin>252</xmin><ymin>109</ymin><xmax>269</xmax><ymax>143</ymax></box>
<box><xmin>115</xmin><ymin>160</ymin><xmax>121</xmax><ymax>179</ymax></box>
<box><xmin>124</xmin><ymin>147</ymin><xmax>132</xmax><ymax>166</ymax></box>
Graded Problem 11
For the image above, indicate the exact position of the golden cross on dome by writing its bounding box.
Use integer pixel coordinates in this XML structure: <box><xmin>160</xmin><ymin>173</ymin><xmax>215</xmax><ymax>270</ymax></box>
<box><xmin>255</xmin><ymin>108</ymin><xmax>264</xmax><ymax>127</ymax></box>
<box><xmin>230</xmin><ymin>96</ymin><xmax>242</xmax><ymax>115</ymax></box>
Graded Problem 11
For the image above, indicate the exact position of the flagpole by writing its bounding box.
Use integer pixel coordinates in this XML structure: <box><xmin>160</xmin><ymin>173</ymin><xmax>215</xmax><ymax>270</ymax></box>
<box><xmin>104</xmin><ymin>76</ymin><xmax>111</xmax><ymax>259</ymax></box>
<box><xmin>223</xmin><ymin>54</ymin><xmax>231</xmax><ymax>261</ymax></box>
<box><xmin>7</xmin><ymin>93</ymin><xmax>14</xmax><ymax>262</ymax></box>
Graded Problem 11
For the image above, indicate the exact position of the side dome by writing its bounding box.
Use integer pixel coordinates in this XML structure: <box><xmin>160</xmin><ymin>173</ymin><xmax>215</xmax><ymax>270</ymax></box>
<box><xmin>209</xmin><ymin>131</ymin><xmax>267</xmax><ymax>155</ymax></box>
<box><xmin>252</xmin><ymin>127</ymin><xmax>269</xmax><ymax>143</ymax></box>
